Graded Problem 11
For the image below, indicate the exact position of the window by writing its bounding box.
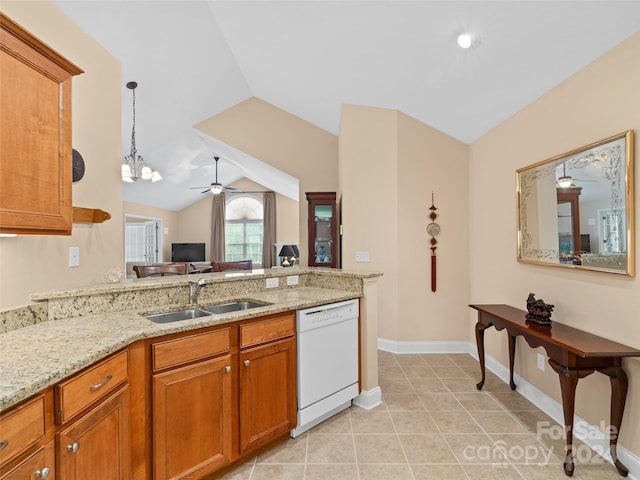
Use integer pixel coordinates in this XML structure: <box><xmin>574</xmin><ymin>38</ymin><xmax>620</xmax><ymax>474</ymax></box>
<box><xmin>225</xmin><ymin>195</ymin><xmax>263</xmax><ymax>265</ymax></box>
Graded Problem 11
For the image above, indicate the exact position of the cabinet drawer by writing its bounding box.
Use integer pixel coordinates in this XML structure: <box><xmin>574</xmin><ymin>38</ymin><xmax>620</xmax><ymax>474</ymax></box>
<box><xmin>152</xmin><ymin>328</ymin><xmax>230</xmax><ymax>371</ymax></box>
<box><xmin>55</xmin><ymin>350</ymin><xmax>128</xmax><ymax>424</ymax></box>
<box><xmin>0</xmin><ymin>395</ymin><xmax>47</xmax><ymax>467</ymax></box>
<box><xmin>240</xmin><ymin>313</ymin><xmax>295</xmax><ymax>348</ymax></box>
<box><xmin>0</xmin><ymin>440</ymin><xmax>54</xmax><ymax>480</ymax></box>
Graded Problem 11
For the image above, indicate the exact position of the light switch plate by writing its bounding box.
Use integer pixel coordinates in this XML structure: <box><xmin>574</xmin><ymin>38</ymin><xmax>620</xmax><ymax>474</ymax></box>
<box><xmin>537</xmin><ymin>353</ymin><xmax>545</xmax><ymax>371</ymax></box>
<box><xmin>69</xmin><ymin>246</ymin><xmax>80</xmax><ymax>267</ymax></box>
<box><xmin>266</xmin><ymin>277</ymin><xmax>279</xmax><ymax>289</ymax></box>
<box><xmin>287</xmin><ymin>275</ymin><xmax>299</xmax><ymax>286</ymax></box>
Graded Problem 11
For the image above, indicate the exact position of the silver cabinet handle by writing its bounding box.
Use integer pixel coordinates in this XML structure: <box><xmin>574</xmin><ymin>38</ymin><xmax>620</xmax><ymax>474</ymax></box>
<box><xmin>244</xmin><ymin>360</ymin><xmax>251</xmax><ymax>367</ymax></box>
<box><xmin>36</xmin><ymin>467</ymin><xmax>51</xmax><ymax>478</ymax></box>
<box><xmin>225</xmin><ymin>366</ymin><xmax>231</xmax><ymax>373</ymax></box>
<box><xmin>0</xmin><ymin>439</ymin><xmax>7</xmax><ymax>451</ymax></box>
<box><xmin>67</xmin><ymin>442</ymin><xmax>80</xmax><ymax>453</ymax></box>
<box><xmin>89</xmin><ymin>374</ymin><xmax>112</xmax><ymax>391</ymax></box>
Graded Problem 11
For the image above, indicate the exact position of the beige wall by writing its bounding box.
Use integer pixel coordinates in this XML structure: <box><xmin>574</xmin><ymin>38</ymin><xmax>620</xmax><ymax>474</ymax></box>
<box><xmin>195</xmin><ymin>97</ymin><xmax>338</xmax><ymax>265</ymax></box>
<box><xmin>468</xmin><ymin>32</ymin><xmax>640</xmax><ymax>455</ymax></box>
<box><xmin>177</xmin><ymin>177</ymin><xmax>299</xmax><ymax>262</ymax></box>
<box><xmin>339</xmin><ymin>105</ymin><xmax>469</xmax><ymax>343</ymax></box>
<box><xmin>0</xmin><ymin>1</ymin><xmax>122</xmax><ymax>310</ymax></box>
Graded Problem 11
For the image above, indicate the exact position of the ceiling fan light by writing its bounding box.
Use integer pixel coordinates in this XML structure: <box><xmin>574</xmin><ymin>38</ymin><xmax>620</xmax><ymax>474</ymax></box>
<box><xmin>151</xmin><ymin>171</ymin><xmax>163</xmax><ymax>182</ymax></box>
<box><xmin>457</xmin><ymin>33</ymin><xmax>472</xmax><ymax>49</ymax></box>
<box><xmin>558</xmin><ymin>176</ymin><xmax>573</xmax><ymax>188</ymax></box>
<box><xmin>210</xmin><ymin>183</ymin><xmax>223</xmax><ymax>194</ymax></box>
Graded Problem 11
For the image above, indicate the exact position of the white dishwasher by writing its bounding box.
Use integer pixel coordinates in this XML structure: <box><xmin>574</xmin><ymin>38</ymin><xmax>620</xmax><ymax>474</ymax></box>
<box><xmin>291</xmin><ymin>299</ymin><xmax>359</xmax><ymax>437</ymax></box>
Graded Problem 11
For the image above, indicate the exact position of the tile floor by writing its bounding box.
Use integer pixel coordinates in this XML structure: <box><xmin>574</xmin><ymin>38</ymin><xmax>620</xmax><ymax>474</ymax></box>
<box><xmin>218</xmin><ymin>351</ymin><xmax>624</xmax><ymax>480</ymax></box>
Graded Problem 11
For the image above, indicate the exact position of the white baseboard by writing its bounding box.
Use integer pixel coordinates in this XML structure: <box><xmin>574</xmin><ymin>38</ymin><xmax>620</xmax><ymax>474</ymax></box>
<box><xmin>353</xmin><ymin>386</ymin><xmax>382</xmax><ymax>411</ymax></box>
<box><xmin>378</xmin><ymin>338</ymin><xmax>474</xmax><ymax>354</ymax></box>
<box><xmin>379</xmin><ymin>338</ymin><xmax>639</xmax><ymax>480</ymax></box>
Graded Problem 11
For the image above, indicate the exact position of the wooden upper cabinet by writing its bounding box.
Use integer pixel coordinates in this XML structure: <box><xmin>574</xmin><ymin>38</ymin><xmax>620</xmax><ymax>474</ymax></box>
<box><xmin>0</xmin><ymin>13</ymin><xmax>83</xmax><ymax>235</ymax></box>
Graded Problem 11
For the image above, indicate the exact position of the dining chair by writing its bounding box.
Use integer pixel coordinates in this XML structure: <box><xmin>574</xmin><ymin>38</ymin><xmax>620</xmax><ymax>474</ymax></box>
<box><xmin>133</xmin><ymin>263</ymin><xmax>189</xmax><ymax>278</ymax></box>
<box><xmin>211</xmin><ymin>260</ymin><xmax>253</xmax><ymax>272</ymax></box>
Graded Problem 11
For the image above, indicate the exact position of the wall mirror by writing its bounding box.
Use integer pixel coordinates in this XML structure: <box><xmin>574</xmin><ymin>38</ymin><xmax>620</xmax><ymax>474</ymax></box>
<box><xmin>517</xmin><ymin>130</ymin><xmax>635</xmax><ymax>276</ymax></box>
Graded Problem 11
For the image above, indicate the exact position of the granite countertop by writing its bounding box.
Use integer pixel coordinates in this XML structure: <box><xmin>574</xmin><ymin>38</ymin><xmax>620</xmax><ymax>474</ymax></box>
<box><xmin>0</xmin><ymin>286</ymin><xmax>360</xmax><ymax>412</ymax></box>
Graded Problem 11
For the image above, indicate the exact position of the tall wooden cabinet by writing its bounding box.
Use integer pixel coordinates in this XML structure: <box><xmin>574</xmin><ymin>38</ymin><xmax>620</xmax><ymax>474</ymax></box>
<box><xmin>0</xmin><ymin>392</ymin><xmax>54</xmax><ymax>480</ymax></box>
<box><xmin>0</xmin><ymin>13</ymin><xmax>83</xmax><ymax>235</ymax></box>
<box><xmin>306</xmin><ymin>192</ymin><xmax>338</xmax><ymax>268</ymax></box>
<box><xmin>238</xmin><ymin>312</ymin><xmax>297</xmax><ymax>453</ymax></box>
<box><xmin>54</xmin><ymin>349</ymin><xmax>130</xmax><ymax>480</ymax></box>
<box><xmin>151</xmin><ymin>329</ymin><xmax>234</xmax><ymax>480</ymax></box>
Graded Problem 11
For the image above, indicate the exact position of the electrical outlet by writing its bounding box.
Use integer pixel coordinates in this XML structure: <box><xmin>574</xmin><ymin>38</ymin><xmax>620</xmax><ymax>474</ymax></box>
<box><xmin>286</xmin><ymin>275</ymin><xmax>299</xmax><ymax>286</ymax></box>
<box><xmin>266</xmin><ymin>277</ymin><xmax>279</xmax><ymax>289</ymax></box>
<box><xmin>355</xmin><ymin>251</ymin><xmax>370</xmax><ymax>262</ymax></box>
<box><xmin>537</xmin><ymin>353</ymin><xmax>545</xmax><ymax>371</ymax></box>
<box><xmin>69</xmin><ymin>246</ymin><xmax>80</xmax><ymax>267</ymax></box>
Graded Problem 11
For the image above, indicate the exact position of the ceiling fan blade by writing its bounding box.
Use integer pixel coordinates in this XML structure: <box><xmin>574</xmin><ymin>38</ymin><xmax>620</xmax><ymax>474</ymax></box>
<box><xmin>190</xmin><ymin>186</ymin><xmax>211</xmax><ymax>189</ymax></box>
<box><xmin>223</xmin><ymin>186</ymin><xmax>243</xmax><ymax>192</ymax></box>
<box><xmin>201</xmin><ymin>189</ymin><xmax>210</xmax><ymax>194</ymax></box>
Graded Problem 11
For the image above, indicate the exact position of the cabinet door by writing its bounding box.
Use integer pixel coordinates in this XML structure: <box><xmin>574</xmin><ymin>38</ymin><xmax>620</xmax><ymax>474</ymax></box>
<box><xmin>57</xmin><ymin>387</ymin><xmax>130</xmax><ymax>480</ymax></box>
<box><xmin>0</xmin><ymin>14</ymin><xmax>82</xmax><ymax>235</ymax></box>
<box><xmin>0</xmin><ymin>441</ymin><xmax>54</xmax><ymax>480</ymax></box>
<box><xmin>153</xmin><ymin>355</ymin><xmax>233</xmax><ymax>480</ymax></box>
<box><xmin>239</xmin><ymin>337</ymin><xmax>296</xmax><ymax>453</ymax></box>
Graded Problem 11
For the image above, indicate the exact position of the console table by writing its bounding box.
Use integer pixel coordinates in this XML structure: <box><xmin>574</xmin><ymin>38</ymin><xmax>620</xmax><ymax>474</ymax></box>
<box><xmin>470</xmin><ymin>304</ymin><xmax>640</xmax><ymax>477</ymax></box>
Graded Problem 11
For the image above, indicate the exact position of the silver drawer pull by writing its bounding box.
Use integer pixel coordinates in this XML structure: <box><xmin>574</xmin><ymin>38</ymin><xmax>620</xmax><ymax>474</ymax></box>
<box><xmin>0</xmin><ymin>439</ymin><xmax>8</xmax><ymax>451</ymax></box>
<box><xmin>225</xmin><ymin>366</ymin><xmax>231</xmax><ymax>373</ymax></box>
<box><xmin>89</xmin><ymin>374</ymin><xmax>112</xmax><ymax>391</ymax></box>
<box><xmin>36</xmin><ymin>467</ymin><xmax>51</xmax><ymax>478</ymax></box>
<box><xmin>244</xmin><ymin>360</ymin><xmax>251</xmax><ymax>367</ymax></box>
<box><xmin>67</xmin><ymin>442</ymin><xmax>80</xmax><ymax>453</ymax></box>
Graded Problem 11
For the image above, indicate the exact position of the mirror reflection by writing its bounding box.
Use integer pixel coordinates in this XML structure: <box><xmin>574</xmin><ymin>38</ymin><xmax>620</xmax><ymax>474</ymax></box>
<box><xmin>517</xmin><ymin>130</ymin><xmax>634</xmax><ymax>276</ymax></box>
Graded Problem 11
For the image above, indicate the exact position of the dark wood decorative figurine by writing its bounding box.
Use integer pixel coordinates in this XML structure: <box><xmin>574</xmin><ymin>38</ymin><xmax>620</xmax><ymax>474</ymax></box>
<box><xmin>525</xmin><ymin>293</ymin><xmax>554</xmax><ymax>326</ymax></box>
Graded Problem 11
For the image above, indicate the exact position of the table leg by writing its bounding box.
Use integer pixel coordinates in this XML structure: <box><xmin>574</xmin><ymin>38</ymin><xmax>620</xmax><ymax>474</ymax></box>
<box><xmin>475</xmin><ymin>322</ymin><xmax>487</xmax><ymax>390</ymax></box>
<box><xmin>556</xmin><ymin>365</ymin><xmax>579</xmax><ymax>477</ymax></box>
<box><xmin>601</xmin><ymin>365</ymin><xmax>629</xmax><ymax>477</ymax></box>
<box><xmin>508</xmin><ymin>334</ymin><xmax>516</xmax><ymax>390</ymax></box>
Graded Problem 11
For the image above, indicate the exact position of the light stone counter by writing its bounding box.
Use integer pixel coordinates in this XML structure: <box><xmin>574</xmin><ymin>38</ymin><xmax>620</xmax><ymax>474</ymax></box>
<box><xmin>0</xmin><ymin>268</ymin><xmax>381</xmax><ymax>412</ymax></box>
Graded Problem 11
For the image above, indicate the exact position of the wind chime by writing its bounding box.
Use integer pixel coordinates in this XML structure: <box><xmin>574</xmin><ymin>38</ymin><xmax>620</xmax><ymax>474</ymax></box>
<box><xmin>426</xmin><ymin>192</ymin><xmax>440</xmax><ymax>292</ymax></box>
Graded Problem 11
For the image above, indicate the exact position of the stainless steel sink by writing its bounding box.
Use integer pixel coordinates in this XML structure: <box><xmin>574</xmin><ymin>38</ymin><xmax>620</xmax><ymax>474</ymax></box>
<box><xmin>146</xmin><ymin>309</ymin><xmax>212</xmax><ymax>324</ymax></box>
<box><xmin>201</xmin><ymin>301</ymin><xmax>268</xmax><ymax>315</ymax></box>
<box><xmin>145</xmin><ymin>301</ymin><xmax>269</xmax><ymax>323</ymax></box>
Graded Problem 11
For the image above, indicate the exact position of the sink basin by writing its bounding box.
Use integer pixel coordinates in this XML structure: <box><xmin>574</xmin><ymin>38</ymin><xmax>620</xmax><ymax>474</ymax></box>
<box><xmin>146</xmin><ymin>309</ymin><xmax>212</xmax><ymax>324</ymax></box>
<box><xmin>201</xmin><ymin>301</ymin><xmax>268</xmax><ymax>315</ymax></box>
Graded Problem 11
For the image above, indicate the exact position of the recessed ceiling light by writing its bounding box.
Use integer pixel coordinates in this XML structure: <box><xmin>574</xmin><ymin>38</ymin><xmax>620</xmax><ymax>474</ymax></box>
<box><xmin>457</xmin><ymin>33</ymin><xmax>472</xmax><ymax>49</ymax></box>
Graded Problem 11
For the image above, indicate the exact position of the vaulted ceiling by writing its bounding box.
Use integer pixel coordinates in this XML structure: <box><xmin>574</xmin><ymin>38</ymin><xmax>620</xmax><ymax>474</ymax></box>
<box><xmin>53</xmin><ymin>1</ymin><xmax>640</xmax><ymax>211</ymax></box>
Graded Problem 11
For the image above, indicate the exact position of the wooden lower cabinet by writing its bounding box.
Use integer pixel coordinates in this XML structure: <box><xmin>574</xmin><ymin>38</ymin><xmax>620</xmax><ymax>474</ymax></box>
<box><xmin>56</xmin><ymin>387</ymin><xmax>130</xmax><ymax>480</ymax></box>
<box><xmin>0</xmin><ymin>441</ymin><xmax>54</xmax><ymax>480</ymax></box>
<box><xmin>239</xmin><ymin>337</ymin><xmax>297</xmax><ymax>453</ymax></box>
<box><xmin>152</xmin><ymin>355</ymin><xmax>233</xmax><ymax>480</ymax></box>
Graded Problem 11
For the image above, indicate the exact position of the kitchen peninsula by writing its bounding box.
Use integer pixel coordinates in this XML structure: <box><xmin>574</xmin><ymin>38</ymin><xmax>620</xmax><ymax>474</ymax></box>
<box><xmin>0</xmin><ymin>267</ymin><xmax>381</xmax><ymax>479</ymax></box>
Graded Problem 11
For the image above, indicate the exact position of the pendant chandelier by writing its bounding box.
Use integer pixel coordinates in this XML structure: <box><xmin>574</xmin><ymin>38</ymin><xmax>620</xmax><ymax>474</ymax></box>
<box><xmin>121</xmin><ymin>81</ymin><xmax>161</xmax><ymax>182</ymax></box>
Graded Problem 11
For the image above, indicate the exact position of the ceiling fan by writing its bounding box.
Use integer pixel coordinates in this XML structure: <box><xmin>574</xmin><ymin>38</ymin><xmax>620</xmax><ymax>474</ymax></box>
<box><xmin>190</xmin><ymin>156</ymin><xmax>272</xmax><ymax>195</ymax></box>
<box><xmin>190</xmin><ymin>156</ymin><xmax>239</xmax><ymax>195</ymax></box>
<box><xmin>556</xmin><ymin>163</ymin><xmax>597</xmax><ymax>188</ymax></box>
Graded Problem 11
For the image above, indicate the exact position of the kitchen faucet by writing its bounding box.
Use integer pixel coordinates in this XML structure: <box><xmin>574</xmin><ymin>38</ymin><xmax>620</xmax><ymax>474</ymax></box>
<box><xmin>189</xmin><ymin>278</ymin><xmax>206</xmax><ymax>304</ymax></box>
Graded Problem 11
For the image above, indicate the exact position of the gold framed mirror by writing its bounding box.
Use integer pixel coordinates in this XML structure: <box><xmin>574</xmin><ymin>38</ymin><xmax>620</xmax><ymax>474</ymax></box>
<box><xmin>517</xmin><ymin>130</ymin><xmax>635</xmax><ymax>276</ymax></box>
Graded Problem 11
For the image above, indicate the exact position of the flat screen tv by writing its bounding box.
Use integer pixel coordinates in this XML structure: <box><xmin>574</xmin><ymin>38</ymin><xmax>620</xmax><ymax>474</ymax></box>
<box><xmin>171</xmin><ymin>243</ymin><xmax>205</xmax><ymax>262</ymax></box>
